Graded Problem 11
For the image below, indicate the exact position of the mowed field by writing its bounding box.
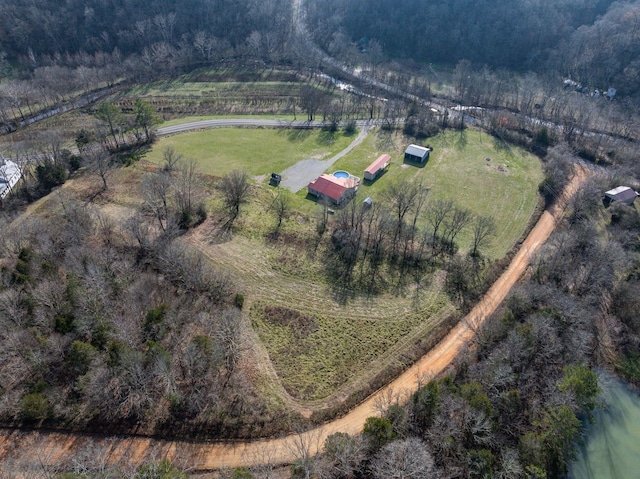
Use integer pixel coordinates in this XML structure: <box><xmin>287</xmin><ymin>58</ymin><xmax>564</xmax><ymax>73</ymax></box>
<box><xmin>145</xmin><ymin>127</ymin><xmax>355</xmax><ymax>178</ymax></box>
<box><xmin>145</xmin><ymin>125</ymin><xmax>543</xmax><ymax>401</ymax></box>
<box><xmin>328</xmin><ymin>129</ymin><xmax>544</xmax><ymax>259</ymax></box>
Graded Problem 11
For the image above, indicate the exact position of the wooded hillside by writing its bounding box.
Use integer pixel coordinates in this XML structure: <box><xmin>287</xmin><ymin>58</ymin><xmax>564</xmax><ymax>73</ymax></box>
<box><xmin>307</xmin><ymin>0</ymin><xmax>640</xmax><ymax>96</ymax></box>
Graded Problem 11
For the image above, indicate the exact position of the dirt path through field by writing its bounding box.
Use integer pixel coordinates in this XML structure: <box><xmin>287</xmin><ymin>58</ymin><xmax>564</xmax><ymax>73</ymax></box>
<box><xmin>0</xmin><ymin>169</ymin><xmax>587</xmax><ymax>472</ymax></box>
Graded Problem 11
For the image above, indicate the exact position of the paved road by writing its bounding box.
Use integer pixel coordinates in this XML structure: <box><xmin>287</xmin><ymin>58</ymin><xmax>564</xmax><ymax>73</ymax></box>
<box><xmin>157</xmin><ymin>119</ymin><xmax>374</xmax><ymax>136</ymax></box>
<box><xmin>158</xmin><ymin>119</ymin><xmax>310</xmax><ymax>135</ymax></box>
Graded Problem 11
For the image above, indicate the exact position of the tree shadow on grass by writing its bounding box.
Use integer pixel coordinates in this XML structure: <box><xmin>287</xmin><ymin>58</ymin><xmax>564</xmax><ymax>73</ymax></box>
<box><xmin>492</xmin><ymin>134</ymin><xmax>515</xmax><ymax>157</ymax></box>
<box><xmin>284</xmin><ymin>128</ymin><xmax>313</xmax><ymax>142</ymax></box>
<box><xmin>318</xmin><ymin>129</ymin><xmax>337</xmax><ymax>146</ymax></box>
<box><xmin>376</xmin><ymin>130</ymin><xmax>397</xmax><ymax>151</ymax></box>
<box><xmin>199</xmin><ymin>215</ymin><xmax>235</xmax><ymax>245</ymax></box>
<box><xmin>454</xmin><ymin>129</ymin><xmax>468</xmax><ymax>150</ymax></box>
<box><xmin>328</xmin><ymin>278</ymin><xmax>358</xmax><ymax>306</ymax></box>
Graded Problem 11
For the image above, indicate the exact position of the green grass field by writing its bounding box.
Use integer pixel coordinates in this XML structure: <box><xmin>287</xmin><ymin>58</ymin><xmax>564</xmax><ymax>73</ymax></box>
<box><xmin>147</xmin><ymin>125</ymin><xmax>542</xmax><ymax>401</ymax></box>
<box><xmin>327</xmin><ymin>129</ymin><xmax>544</xmax><ymax>258</ymax></box>
<box><xmin>196</xmin><ymin>234</ymin><xmax>457</xmax><ymax>402</ymax></box>
<box><xmin>250</xmin><ymin>293</ymin><xmax>455</xmax><ymax>401</ymax></box>
<box><xmin>143</xmin><ymin>127</ymin><xmax>356</xmax><ymax>178</ymax></box>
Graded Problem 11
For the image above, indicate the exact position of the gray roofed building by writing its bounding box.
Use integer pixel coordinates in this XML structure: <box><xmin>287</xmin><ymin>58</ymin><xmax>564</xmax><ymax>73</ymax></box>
<box><xmin>0</xmin><ymin>158</ymin><xmax>21</xmax><ymax>199</ymax></box>
<box><xmin>604</xmin><ymin>186</ymin><xmax>638</xmax><ymax>206</ymax></box>
<box><xmin>404</xmin><ymin>144</ymin><xmax>431</xmax><ymax>164</ymax></box>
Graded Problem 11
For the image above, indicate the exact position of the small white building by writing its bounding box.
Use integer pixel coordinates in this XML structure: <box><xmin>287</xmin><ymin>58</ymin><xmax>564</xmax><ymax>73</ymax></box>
<box><xmin>0</xmin><ymin>158</ymin><xmax>21</xmax><ymax>199</ymax></box>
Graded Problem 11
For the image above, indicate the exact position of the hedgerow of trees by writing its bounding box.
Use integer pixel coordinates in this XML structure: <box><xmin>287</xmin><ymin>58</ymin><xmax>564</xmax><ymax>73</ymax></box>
<box><xmin>323</xmin><ymin>179</ymin><xmax>496</xmax><ymax>306</ymax></box>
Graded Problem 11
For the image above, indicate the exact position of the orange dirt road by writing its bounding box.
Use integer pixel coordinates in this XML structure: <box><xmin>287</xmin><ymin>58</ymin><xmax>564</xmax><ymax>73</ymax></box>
<box><xmin>0</xmin><ymin>171</ymin><xmax>586</xmax><ymax>473</ymax></box>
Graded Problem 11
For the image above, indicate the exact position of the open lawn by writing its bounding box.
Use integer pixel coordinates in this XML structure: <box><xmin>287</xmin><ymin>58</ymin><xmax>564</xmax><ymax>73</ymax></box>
<box><xmin>144</xmin><ymin>124</ymin><xmax>542</xmax><ymax>402</ymax></box>
<box><xmin>143</xmin><ymin>128</ymin><xmax>356</xmax><ymax>178</ymax></box>
<box><xmin>327</xmin><ymin>129</ymin><xmax>544</xmax><ymax>259</ymax></box>
<box><xmin>192</xmin><ymin>232</ymin><xmax>456</xmax><ymax>402</ymax></box>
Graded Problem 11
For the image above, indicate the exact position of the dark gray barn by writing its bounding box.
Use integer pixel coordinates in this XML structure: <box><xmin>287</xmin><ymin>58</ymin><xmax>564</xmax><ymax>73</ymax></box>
<box><xmin>604</xmin><ymin>186</ymin><xmax>638</xmax><ymax>206</ymax></box>
<box><xmin>404</xmin><ymin>144</ymin><xmax>431</xmax><ymax>164</ymax></box>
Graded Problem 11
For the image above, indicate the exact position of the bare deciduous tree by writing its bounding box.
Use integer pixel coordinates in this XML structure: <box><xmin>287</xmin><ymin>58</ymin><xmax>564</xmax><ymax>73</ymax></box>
<box><xmin>371</xmin><ymin>437</ymin><xmax>437</xmax><ymax>479</ymax></box>
<box><xmin>322</xmin><ymin>432</ymin><xmax>365</xmax><ymax>479</ymax></box>
<box><xmin>471</xmin><ymin>214</ymin><xmax>496</xmax><ymax>258</ymax></box>
<box><xmin>219</xmin><ymin>169</ymin><xmax>252</xmax><ymax>225</ymax></box>
<box><xmin>426</xmin><ymin>198</ymin><xmax>454</xmax><ymax>245</ymax></box>
<box><xmin>442</xmin><ymin>206</ymin><xmax>472</xmax><ymax>248</ymax></box>
<box><xmin>286</xmin><ymin>428</ymin><xmax>325</xmax><ymax>479</ymax></box>
<box><xmin>162</xmin><ymin>146</ymin><xmax>183</xmax><ymax>172</ymax></box>
<box><xmin>217</xmin><ymin>308</ymin><xmax>243</xmax><ymax>371</ymax></box>
<box><xmin>271</xmin><ymin>189</ymin><xmax>290</xmax><ymax>232</ymax></box>
<box><xmin>142</xmin><ymin>171</ymin><xmax>173</xmax><ymax>232</ymax></box>
<box><xmin>85</xmin><ymin>146</ymin><xmax>113</xmax><ymax>191</ymax></box>
<box><xmin>384</xmin><ymin>178</ymin><xmax>428</xmax><ymax>259</ymax></box>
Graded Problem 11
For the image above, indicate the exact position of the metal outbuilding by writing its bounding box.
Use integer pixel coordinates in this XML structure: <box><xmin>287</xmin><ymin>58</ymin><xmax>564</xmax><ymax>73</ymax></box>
<box><xmin>604</xmin><ymin>186</ymin><xmax>638</xmax><ymax>206</ymax></box>
<box><xmin>404</xmin><ymin>144</ymin><xmax>431</xmax><ymax>164</ymax></box>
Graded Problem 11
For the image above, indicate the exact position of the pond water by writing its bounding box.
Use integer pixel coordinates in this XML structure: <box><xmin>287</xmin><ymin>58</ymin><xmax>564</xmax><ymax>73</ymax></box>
<box><xmin>569</xmin><ymin>372</ymin><xmax>640</xmax><ymax>479</ymax></box>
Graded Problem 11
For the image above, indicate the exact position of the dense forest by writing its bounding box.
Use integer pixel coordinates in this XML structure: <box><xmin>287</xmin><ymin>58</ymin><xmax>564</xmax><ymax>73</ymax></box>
<box><xmin>0</xmin><ymin>0</ymin><xmax>290</xmax><ymax>61</ymax></box>
<box><xmin>307</xmin><ymin>0</ymin><xmax>640</xmax><ymax>96</ymax></box>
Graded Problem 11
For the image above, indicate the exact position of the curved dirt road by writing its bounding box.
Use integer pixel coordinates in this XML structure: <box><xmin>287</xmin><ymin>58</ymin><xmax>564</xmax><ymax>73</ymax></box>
<box><xmin>0</xmin><ymin>170</ymin><xmax>585</xmax><ymax>472</ymax></box>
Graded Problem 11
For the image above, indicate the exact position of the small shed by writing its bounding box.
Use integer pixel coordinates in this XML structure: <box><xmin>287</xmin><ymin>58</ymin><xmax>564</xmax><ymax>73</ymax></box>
<box><xmin>604</xmin><ymin>186</ymin><xmax>638</xmax><ymax>206</ymax></box>
<box><xmin>364</xmin><ymin>154</ymin><xmax>391</xmax><ymax>181</ymax></box>
<box><xmin>363</xmin><ymin>197</ymin><xmax>373</xmax><ymax>207</ymax></box>
<box><xmin>307</xmin><ymin>174</ymin><xmax>358</xmax><ymax>205</ymax></box>
<box><xmin>404</xmin><ymin>144</ymin><xmax>431</xmax><ymax>164</ymax></box>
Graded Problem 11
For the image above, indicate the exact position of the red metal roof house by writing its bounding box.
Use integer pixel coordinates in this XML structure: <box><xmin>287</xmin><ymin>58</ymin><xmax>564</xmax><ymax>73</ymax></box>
<box><xmin>307</xmin><ymin>174</ymin><xmax>358</xmax><ymax>204</ymax></box>
<box><xmin>364</xmin><ymin>154</ymin><xmax>390</xmax><ymax>181</ymax></box>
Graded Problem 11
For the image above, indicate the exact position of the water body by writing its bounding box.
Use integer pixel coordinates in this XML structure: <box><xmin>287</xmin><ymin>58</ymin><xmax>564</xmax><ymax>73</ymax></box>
<box><xmin>569</xmin><ymin>373</ymin><xmax>640</xmax><ymax>479</ymax></box>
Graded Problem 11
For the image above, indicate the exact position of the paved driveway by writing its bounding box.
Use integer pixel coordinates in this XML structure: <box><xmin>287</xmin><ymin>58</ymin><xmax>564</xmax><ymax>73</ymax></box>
<box><xmin>279</xmin><ymin>124</ymin><xmax>371</xmax><ymax>192</ymax></box>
